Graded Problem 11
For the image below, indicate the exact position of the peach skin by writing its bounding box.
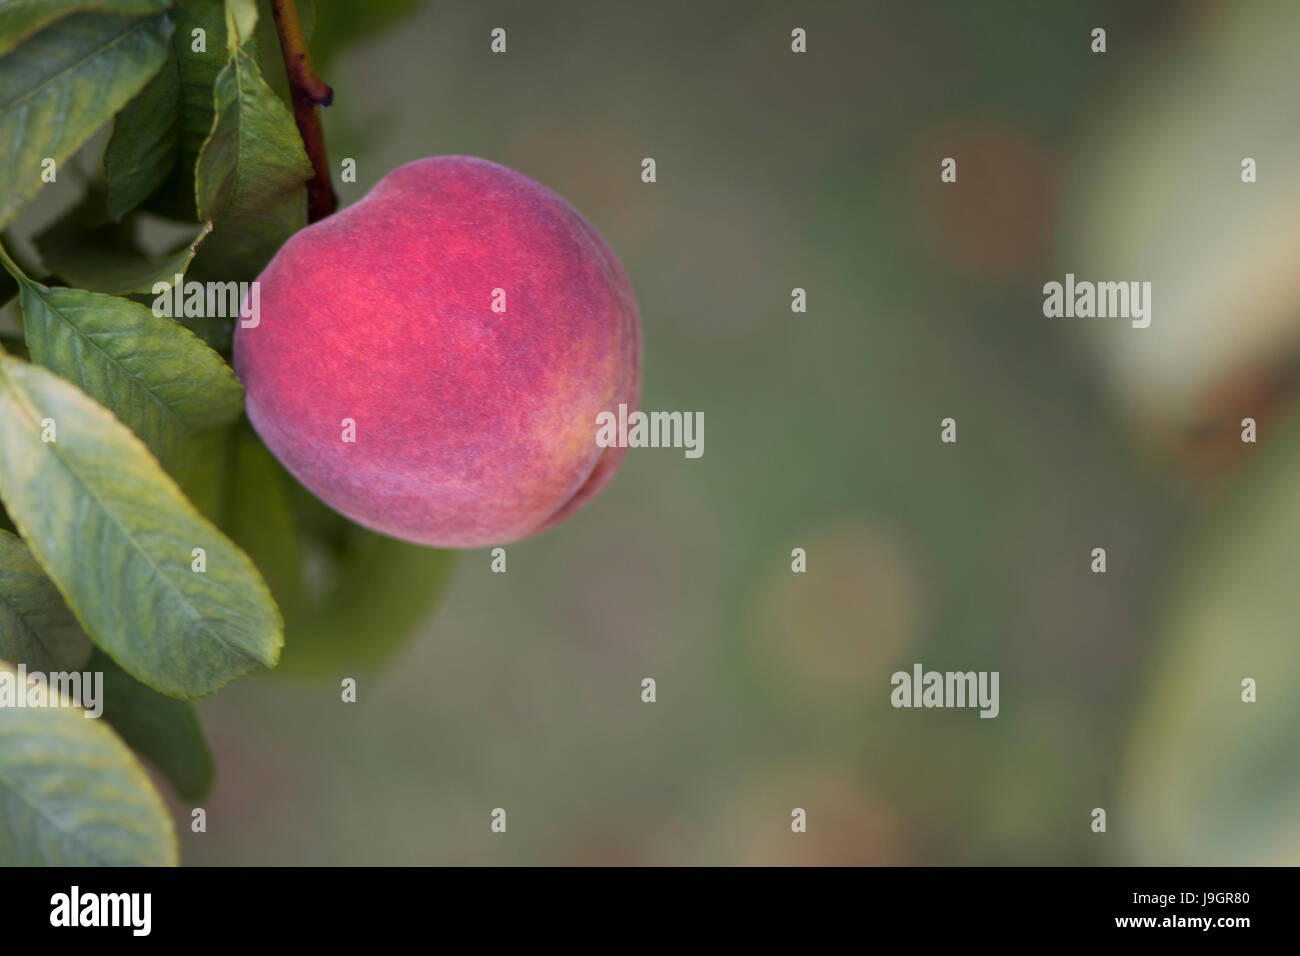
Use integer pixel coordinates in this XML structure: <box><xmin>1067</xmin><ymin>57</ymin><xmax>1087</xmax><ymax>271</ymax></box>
<box><xmin>233</xmin><ymin>156</ymin><xmax>642</xmax><ymax>547</ymax></box>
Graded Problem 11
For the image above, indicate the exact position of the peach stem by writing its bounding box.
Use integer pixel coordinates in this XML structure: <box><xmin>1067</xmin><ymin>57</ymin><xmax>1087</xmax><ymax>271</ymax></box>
<box><xmin>269</xmin><ymin>0</ymin><xmax>338</xmax><ymax>222</ymax></box>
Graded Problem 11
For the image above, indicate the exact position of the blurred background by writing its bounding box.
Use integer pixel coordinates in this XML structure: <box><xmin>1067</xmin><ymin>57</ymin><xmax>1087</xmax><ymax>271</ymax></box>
<box><xmin>95</xmin><ymin>0</ymin><xmax>1300</xmax><ymax>864</ymax></box>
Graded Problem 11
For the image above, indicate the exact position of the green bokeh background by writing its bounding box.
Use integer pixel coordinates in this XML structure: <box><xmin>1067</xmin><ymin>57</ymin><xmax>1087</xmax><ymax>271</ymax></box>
<box><xmin>154</xmin><ymin>0</ymin><xmax>1299</xmax><ymax>864</ymax></box>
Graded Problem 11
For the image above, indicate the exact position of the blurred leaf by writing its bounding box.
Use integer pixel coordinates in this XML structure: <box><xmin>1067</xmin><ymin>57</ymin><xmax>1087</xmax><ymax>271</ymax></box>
<box><xmin>112</xmin><ymin>0</ymin><xmax>229</xmax><ymax>222</ymax></box>
<box><xmin>173</xmin><ymin>423</ymin><xmax>233</xmax><ymax>524</ymax></box>
<box><xmin>0</xmin><ymin>660</ymin><xmax>177</xmax><ymax>865</ymax></box>
<box><xmin>172</xmin><ymin>420</ymin><xmax>452</xmax><ymax>683</ymax></box>
<box><xmin>299</xmin><ymin>0</ymin><xmax>316</xmax><ymax>37</ymax></box>
<box><xmin>177</xmin><ymin>419</ymin><xmax>307</xmax><ymax>609</ymax></box>
<box><xmin>0</xmin><ymin>0</ymin><xmax>169</xmax><ymax>57</ymax></box>
<box><xmin>34</xmin><ymin>188</ymin><xmax>211</xmax><ymax>295</ymax></box>
<box><xmin>0</xmin><ymin>10</ymin><xmax>173</xmax><ymax>230</ymax></box>
<box><xmin>0</xmin><ymin>354</ymin><xmax>283</xmax><ymax>699</ymax></box>
<box><xmin>1124</xmin><ymin>406</ymin><xmax>1300</xmax><ymax>865</ymax></box>
<box><xmin>91</xmin><ymin>649</ymin><xmax>215</xmax><ymax>800</ymax></box>
<box><xmin>174</xmin><ymin>299</ymin><xmax>238</xmax><ymax>351</ymax></box>
<box><xmin>5</xmin><ymin>257</ymin><xmax>242</xmax><ymax>469</ymax></box>
<box><xmin>309</xmin><ymin>0</ymin><xmax>414</xmax><ymax>68</ymax></box>
<box><xmin>0</xmin><ymin>529</ymin><xmax>93</xmax><ymax>672</ymax></box>
<box><xmin>193</xmin><ymin>0</ymin><xmax>311</xmax><ymax>279</ymax></box>
<box><xmin>220</xmin><ymin>423</ymin><xmax>306</xmax><ymax>622</ymax></box>
<box><xmin>1062</xmin><ymin>0</ymin><xmax>1300</xmax><ymax>434</ymax></box>
<box><xmin>175</xmin><ymin>420</ymin><xmax>306</xmax><ymax>610</ymax></box>
<box><xmin>277</xmin><ymin>486</ymin><xmax>457</xmax><ymax>678</ymax></box>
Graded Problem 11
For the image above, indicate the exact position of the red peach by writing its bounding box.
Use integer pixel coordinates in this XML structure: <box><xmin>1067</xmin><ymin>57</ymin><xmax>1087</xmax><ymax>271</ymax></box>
<box><xmin>233</xmin><ymin>156</ymin><xmax>641</xmax><ymax>548</ymax></box>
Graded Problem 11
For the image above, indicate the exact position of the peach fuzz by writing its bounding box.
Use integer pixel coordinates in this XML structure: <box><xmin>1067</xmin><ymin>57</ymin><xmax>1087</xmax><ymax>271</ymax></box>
<box><xmin>233</xmin><ymin>156</ymin><xmax>642</xmax><ymax>547</ymax></box>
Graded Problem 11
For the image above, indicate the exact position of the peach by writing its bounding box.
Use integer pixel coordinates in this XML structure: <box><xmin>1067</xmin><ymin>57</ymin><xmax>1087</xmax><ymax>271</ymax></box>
<box><xmin>233</xmin><ymin>156</ymin><xmax>641</xmax><ymax>548</ymax></box>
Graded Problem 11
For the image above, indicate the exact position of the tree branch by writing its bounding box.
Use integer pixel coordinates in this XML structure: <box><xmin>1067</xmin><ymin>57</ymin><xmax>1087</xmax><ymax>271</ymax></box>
<box><xmin>269</xmin><ymin>0</ymin><xmax>337</xmax><ymax>222</ymax></box>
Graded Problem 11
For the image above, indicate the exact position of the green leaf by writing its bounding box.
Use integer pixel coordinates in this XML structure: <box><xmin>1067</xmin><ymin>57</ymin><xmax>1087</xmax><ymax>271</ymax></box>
<box><xmin>0</xmin><ymin>529</ymin><xmax>93</xmax><ymax>672</ymax></box>
<box><xmin>173</xmin><ymin>424</ymin><xmax>233</xmax><ymax>524</ymax></box>
<box><xmin>0</xmin><ymin>11</ymin><xmax>174</xmax><ymax>230</ymax></box>
<box><xmin>175</xmin><ymin>424</ymin><xmax>304</xmax><ymax>598</ymax></box>
<box><xmin>176</xmin><ymin>420</ymin><xmax>306</xmax><ymax>617</ymax></box>
<box><xmin>277</xmin><ymin>485</ymin><xmax>457</xmax><ymax>678</ymax></box>
<box><xmin>178</xmin><ymin>418</ymin><xmax>306</xmax><ymax>605</ymax></box>
<box><xmin>0</xmin><ymin>660</ymin><xmax>177</xmax><ymax>865</ymax></box>
<box><xmin>1123</xmin><ymin>407</ymin><xmax>1300</xmax><ymax>865</ymax></box>
<box><xmin>91</xmin><ymin>649</ymin><xmax>215</xmax><ymax>800</ymax></box>
<box><xmin>193</xmin><ymin>0</ymin><xmax>311</xmax><ymax>278</ymax></box>
<box><xmin>101</xmin><ymin>58</ymin><xmax>181</xmax><ymax>221</ymax></box>
<box><xmin>308</xmin><ymin>0</ymin><xmax>414</xmax><ymax>69</ymax></box>
<box><xmin>220</xmin><ymin>423</ymin><xmax>306</xmax><ymax>618</ymax></box>
<box><xmin>0</xmin><ymin>354</ymin><xmax>283</xmax><ymax>699</ymax></box>
<box><xmin>106</xmin><ymin>0</ymin><xmax>228</xmax><ymax>222</ymax></box>
<box><xmin>0</xmin><ymin>0</ymin><xmax>170</xmax><ymax>57</ymax></box>
<box><xmin>34</xmin><ymin>185</ymin><xmax>211</xmax><ymax>295</ymax></box>
<box><xmin>282</xmin><ymin>537</ymin><xmax>456</xmax><ymax>678</ymax></box>
<box><xmin>176</xmin><ymin>432</ymin><xmax>456</xmax><ymax>680</ymax></box>
<box><xmin>35</xmin><ymin>220</ymin><xmax>210</xmax><ymax>297</ymax></box>
<box><xmin>2</xmin><ymin>249</ymin><xmax>243</xmax><ymax>468</ymax></box>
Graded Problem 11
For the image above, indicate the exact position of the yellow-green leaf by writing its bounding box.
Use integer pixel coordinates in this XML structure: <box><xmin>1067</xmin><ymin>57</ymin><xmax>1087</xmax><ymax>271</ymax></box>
<box><xmin>0</xmin><ymin>0</ymin><xmax>169</xmax><ymax>57</ymax></box>
<box><xmin>193</xmin><ymin>0</ymin><xmax>311</xmax><ymax>278</ymax></box>
<box><xmin>0</xmin><ymin>355</ymin><xmax>283</xmax><ymax>699</ymax></box>
<box><xmin>0</xmin><ymin>529</ymin><xmax>93</xmax><ymax>672</ymax></box>
<box><xmin>3</xmin><ymin>245</ymin><xmax>242</xmax><ymax>467</ymax></box>
<box><xmin>0</xmin><ymin>10</ymin><xmax>174</xmax><ymax>229</ymax></box>
<box><xmin>1124</xmin><ymin>407</ymin><xmax>1300</xmax><ymax>865</ymax></box>
<box><xmin>0</xmin><ymin>659</ymin><xmax>177</xmax><ymax>865</ymax></box>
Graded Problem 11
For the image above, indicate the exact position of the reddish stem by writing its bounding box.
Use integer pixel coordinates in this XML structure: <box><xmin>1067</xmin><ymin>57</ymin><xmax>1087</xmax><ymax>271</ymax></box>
<box><xmin>269</xmin><ymin>0</ymin><xmax>337</xmax><ymax>222</ymax></box>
